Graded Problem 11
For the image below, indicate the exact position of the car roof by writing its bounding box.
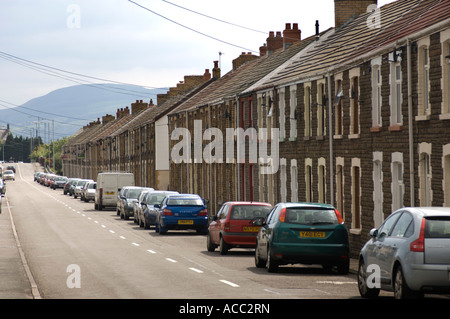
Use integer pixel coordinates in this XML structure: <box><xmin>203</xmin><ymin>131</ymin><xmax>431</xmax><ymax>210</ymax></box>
<box><xmin>166</xmin><ymin>193</ymin><xmax>201</xmax><ymax>198</ymax></box>
<box><xmin>279</xmin><ymin>202</ymin><xmax>335</xmax><ymax>209</ymax></box>
<box><xmin>407</xmin><ymin>207</ymin><xmax>450</xmax><ymax>217</ymax></box>
<box><xmin>224</xmin><ymin>201</ymin><xmax>272</xmax><ymax>206</ymax></box>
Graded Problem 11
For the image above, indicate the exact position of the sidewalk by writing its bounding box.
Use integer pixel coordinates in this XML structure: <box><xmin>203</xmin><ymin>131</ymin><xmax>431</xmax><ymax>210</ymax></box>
<box><xmin>0</xmin><ymin>195</ymin><xmax>34</xmax><ymax>299</ymax></box>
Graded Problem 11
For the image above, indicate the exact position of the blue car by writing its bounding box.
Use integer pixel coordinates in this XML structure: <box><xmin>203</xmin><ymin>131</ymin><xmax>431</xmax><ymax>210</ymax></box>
<box><xmin>155</xmin><ymin>194</ymin><xmax>208</xmax><ymax>235</ymax></box>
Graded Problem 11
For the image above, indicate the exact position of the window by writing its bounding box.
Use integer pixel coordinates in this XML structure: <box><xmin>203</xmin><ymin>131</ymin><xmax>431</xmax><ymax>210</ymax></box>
<box><xmin>318</xmin><ymin>158</ymin><xmax>326</xmax><ymax>203</ymax></box>
<box><xmin>378</xmin><ymin>212</ymin><xmax>401</xmax><ymax>237</ymax></box>
<box><xmin>373</xmin><ymin>152</ymin><xmax>383</xmax><ymax>228</ymax></box>
<box><xmin>317</xmin><ymin>81</ymin><xmax>326</xmax><ymax>137</ymax></box>
<box><xmin>417</xmin><ymin>38</ymin><xmax>431</xmax><ymax>120</ymax></box>
<box><xmin>305</xmin><ymin>158</ymin><xmax>313</xmax><ymax>202</ymax></box>
<box><xmin>336</xmin><ymin>157</ymin><xmax>344</xmax><ymax>217</ymax></box>
<box><xmin>304</xmin><ymin>84</ymin><xmax>312</xmax><ymax>138</ymax></box>
<box><xmin>290</xmin><ymin>85</ymin><xmax>297</xmax><ymax>140</ymax></box>
<box><xmin>419</xmin><ymin>143</ymin><xmax>432</xmax><ymax>206</ymax></box>
<box><xmin>278</xmin><ymin>88</ymin><xmax>286</xmax><ymax>140</ymax></box>
<box><xmin>390</xmin><ymin>61</ymin><xmax>403</xmax><ymax>128</ymax></box>
<box><xmin>371</xmin><ymin>58</ymin><xmax>382</xmax><ymax>129</ymax></box>
<box><xmin>390</xmin><ymin>212</ymin><xmax>414</xmax><ymax>238</ymax></box>
<box><xmin>280</xmin><ymin>158</ymin><xmax>287</xmax><ymax>202</ymax></box>
<box><xmin>441</xmin><ymin>36</ymin><xmax>450</xmax><ymax>118</ymax></box>
<box><xmin>351</xmin><ymin>158</ymin><xmax>361</xmax><ymax>232</ymax></box>
<box><xmin>391</xmin><ymin>152</ymin><xmax>404</xmax><ymax>211</ymax></box>
<box><xmin>334</xmin><ymin>78</ymin><xmax>344</xmax><ymax>137</ymax></box>
<box><xmin>290</xmin><ymin>159</ymin><xmax>298</xmax><ymax>202</ymax></box>
<box><xmin>443</xmin><ymin>144</ymin><xmax>450</xmax><ymax>206</ymax></box>
<box><xmin>349</xmin><ymin>69</ymin><xmax>360</xmax><ymax>137</ymax></box>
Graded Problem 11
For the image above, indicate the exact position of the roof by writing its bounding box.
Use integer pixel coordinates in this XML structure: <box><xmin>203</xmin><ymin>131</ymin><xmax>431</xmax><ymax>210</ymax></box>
<box><xmin>254</xmin><ymin>0</ymin><xmax>450</xmax><ymax>89</ymax></box>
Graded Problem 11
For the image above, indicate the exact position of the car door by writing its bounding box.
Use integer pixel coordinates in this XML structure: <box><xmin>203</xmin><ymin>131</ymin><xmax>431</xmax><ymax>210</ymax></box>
<box><xmin>257</xmin><ymin>205</ymin><xmax>279</xmax><ymax>260</ymax></box>
<box><xmin>209</xmin><ymin>204</ymin><xmax>226</xmax><ymax>244</ymax></box>
<box><xmin>366</xmin><ymin>211</ymin><xmax>402</xmax><ymax>283</ymax></box>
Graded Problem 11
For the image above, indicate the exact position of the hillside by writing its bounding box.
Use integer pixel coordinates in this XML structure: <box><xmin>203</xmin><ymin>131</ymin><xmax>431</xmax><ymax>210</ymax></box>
<box><xmin>0</xmin><ymin>84</ymin><xmax>165</xmax><ymax>139</ymax></box>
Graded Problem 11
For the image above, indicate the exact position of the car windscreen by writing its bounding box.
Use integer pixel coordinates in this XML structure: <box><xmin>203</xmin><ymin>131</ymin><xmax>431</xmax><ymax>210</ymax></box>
<box><xmin>147</xmin><ymin>194</ymin><xmax>168</xmax><ymax>205</ymax></box>
<box><xmin>425</xmin><ymin>217</ymin><xmax>450</xmax><ymax>238</ymax></box>
<box><xmin>167</xmin><ymin>198</ymin><xmax>203</xmax><ymax>206</ymax></box>
<box><xmin>285</xmin><ymin>208</ymin><xmax>339</xmax><ymax>225</ymax></box>
<box><xmin>229</xmin><ymin>205</ymin><xmax>272</xmax><ymax>220</ymax></box>
<box><xmin>126</xmin><ymin>189</ymin><xmax>143</xmax><ymax>199</ymax></box>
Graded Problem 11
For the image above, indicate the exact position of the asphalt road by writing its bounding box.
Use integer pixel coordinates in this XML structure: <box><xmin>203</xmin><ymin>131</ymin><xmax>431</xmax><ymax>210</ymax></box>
<box><xmin>0</xmin><ymin>163</ymin><xmax>387</xmax><ymax>300</ymax></box>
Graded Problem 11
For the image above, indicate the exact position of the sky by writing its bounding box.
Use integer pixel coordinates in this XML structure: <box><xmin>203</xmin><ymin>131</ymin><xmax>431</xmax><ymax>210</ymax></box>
<box><xmin>0</xmin><ymin>0</ymin><xmax>396</xmax><ymax>108</ymax></box>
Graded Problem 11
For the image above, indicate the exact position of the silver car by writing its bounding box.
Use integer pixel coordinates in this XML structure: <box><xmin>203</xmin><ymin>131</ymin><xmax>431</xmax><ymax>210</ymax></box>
<box><xmin>358</xmin><ymin>207</ymin><xmax>450</xmax><ymax>299</ymax></box>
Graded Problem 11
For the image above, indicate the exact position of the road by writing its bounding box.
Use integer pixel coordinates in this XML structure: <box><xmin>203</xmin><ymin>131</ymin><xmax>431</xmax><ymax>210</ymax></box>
<box><xmin>1</xmin><ymin>163</ymin><xmax>381</xmax><ymax>300</ymax></box>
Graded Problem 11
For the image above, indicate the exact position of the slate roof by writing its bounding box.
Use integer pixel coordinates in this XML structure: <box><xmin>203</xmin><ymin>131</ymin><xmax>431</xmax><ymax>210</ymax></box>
<box><xmin>254</xmin><ymin>0</ymin><xmax>450</xmax><ymax>89</ymax></box>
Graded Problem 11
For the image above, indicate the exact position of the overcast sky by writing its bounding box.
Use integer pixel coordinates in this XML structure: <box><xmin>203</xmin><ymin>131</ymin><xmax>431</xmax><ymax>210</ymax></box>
<box><xmin>0</xmin><ymin>0</ymin><xmax>396</xmax><ymax>108</ymax></box>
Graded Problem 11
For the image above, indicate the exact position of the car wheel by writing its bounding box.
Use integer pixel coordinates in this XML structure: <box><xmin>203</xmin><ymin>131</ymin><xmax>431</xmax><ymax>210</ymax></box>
<box><xmin>394</xmin><ymin>265</ymin><xmax>421</xmax><ymax>299</ymax></box>
<box><xmin>357</xmin><ymin>259</ymin><xmax>380</xmax><ymax>298</ymax></box>
<box><xmin>254</xmin><ymin>242</ymin><xmax>266</xmax><ymax>268</ymax></box>
<box><xmin>266</xmin><ymin>246</ymin><xmax>278</xmax><ymax>273</ymax></box>
<box><xmin>219</xmin><ymin>236</ymin><xmax>229</xmax><ymax>255</ymax></box>
<box><xmin>206</xmin><ymin>233</ymin><xmax>216</xmax><ymax>252</ymax></box>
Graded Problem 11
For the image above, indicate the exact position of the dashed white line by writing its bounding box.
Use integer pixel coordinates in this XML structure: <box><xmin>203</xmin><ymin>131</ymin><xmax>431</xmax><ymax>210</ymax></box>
<box><xmin>147</xmin><ymin>249</ymin><xmax>156</xmax><ymax>254</ymax></box>
<box><xmin>119</xmin><ymin>236</ymin><xmax>126</xmax><ymax>240</ymax></box>
<box><xmin>166</xmin><ymin>258</ymin><xmax>177</xmax><ymax>263</ymax></box>
<box><xmin>109</xmin><ymin>230</ymin><xmax>115</xmax><ymax>234</ymax></box>
<box><xmin>189</xmin><ymin>267</ymin><xmax>203</xmax><ymax>274</ymax></box>
<box><xmin>219</xmin><ymin>280</ymin><xmax>239</xmax><ymax>288</ymax></box>
<box><xmin>132</xmin><ymin>242</ymin><xmax>140</xmax><ymax>247</ymax></box>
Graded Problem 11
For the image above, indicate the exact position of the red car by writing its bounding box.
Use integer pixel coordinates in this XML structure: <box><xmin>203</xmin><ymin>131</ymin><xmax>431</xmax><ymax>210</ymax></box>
<box><xmin>207</xmin><ymin>201</ymin><xmax>273</xmax><ymax>255</ymax></box>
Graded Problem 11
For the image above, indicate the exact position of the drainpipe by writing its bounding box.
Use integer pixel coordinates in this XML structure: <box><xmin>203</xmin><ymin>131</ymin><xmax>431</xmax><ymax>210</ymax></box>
<box><xmin>327</xmin><ymin>73</ymin><xmax>334</xmax><ymax>206</ymax></box>
<box><xmin>407</xmin><ymin>38</ymin><xmax>415</xmax><ymax>207</ymax></box>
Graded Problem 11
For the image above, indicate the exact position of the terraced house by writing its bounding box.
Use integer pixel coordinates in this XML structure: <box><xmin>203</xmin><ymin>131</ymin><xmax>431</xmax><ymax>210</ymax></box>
<box><xmin>63</xmin><ymin>0</ymin><xmax>450</xmax><ymax>256</ymax></box>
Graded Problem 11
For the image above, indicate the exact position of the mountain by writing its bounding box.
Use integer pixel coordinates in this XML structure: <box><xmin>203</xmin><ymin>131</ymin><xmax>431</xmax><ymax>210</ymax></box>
<box><xmin>0</xmin><ymin>84</ymin><xmax>165</xmax><ymax>139</ymax></box>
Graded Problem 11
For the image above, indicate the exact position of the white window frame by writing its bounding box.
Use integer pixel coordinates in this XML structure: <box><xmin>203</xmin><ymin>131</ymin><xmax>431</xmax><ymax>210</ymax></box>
<box><xmin>280</xmin><ymin>158</ymin><xmax>287</xmax><ymax>202</ymax></box>
<box><xmin>304</xmin><ymin>83</ymin><xmax>312</xmax><ymax>138</ymax></box>
<box><xmin>349</xmin><ymin>68</ymin><xmax>360</xmax><ymax>138</ymax></box>
<box><xmin>389</xmin><ymin>60</ymin><xmax>403</xmax><ymax>127</ymax></box>
<box><xmin>351</xmin><ymin>158</ymin><xmax>361</xmax><ymax>234</ymax></box>
<box><xmin>318</xmin><ymin>157</ymin><xmax>326</xmax><ymax>203</ymax></box>
<box><xmin>289</xmin><ymin>85</ymin><xmax>297</xmax><ymax>140</ymax></box>
<box><xmin>418</xmin><ymin>142</ymin><xmax>432</xmax><ymax>206</ymax></box>
<box><xmin>305</xmin><ymin>158</ymin><xmax>313</xmax><ymax>202</ymax></box>
<box><xmin>442</xmin><ymin>144</ymin><xmax>450</xmax><ymax>207</ymax></box>
<box><xmin>373</xmin><ymin>152</ymin><xmax>383</xmax><ymax>228</ymax></box>
<box><xmin>391</xmin><ymin>152</ymin><xmax>404</xmax><ymax>211</ymax></box>
<box><xmin>417</xmin><ymin>38</ymin><xmax>431</xmax><ymax>121</ymax></box>
<box><xmin>371</xmin><ymin>57</ymin><xmax>382</xmax><ymax>129</ymax></box>
<box><xmin>317</xmin><ymin>80</ymin><xmax>326</xmax><ymax>137</ymax></box>
<box><xmin>290</xmin><ymin>159</ymin><xmax>298</xmax><ymax>202</ymax></box>
<box><xmin>440</xmin><ymin>29</ymin><xmax>450</xmax><ymax>119</ymax></box>
<box><xmin>278</xmin><ymin>88</ymin><xmax>286</xmax><ymax>140</ymax></box>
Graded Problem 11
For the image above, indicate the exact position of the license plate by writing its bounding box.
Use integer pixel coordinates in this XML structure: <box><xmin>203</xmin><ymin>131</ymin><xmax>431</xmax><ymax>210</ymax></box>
<box><xmin>178</xmin><ymin>220</ymin><xmax>193</xmax><ymax>225</ymax></box>
<box><xmin>242</xmin><ymin>226</ymin><xmax>260</xmax><ymax>232</ymax></box>
<box><xmin>105</xmin><ymin>191</ymin><xmax>115</xmax><ymax>195</ymax></box>
<box><xmin>299</xmin><ymin>231</ymin><xmax>326</xmax><ymax>238</ymax></box>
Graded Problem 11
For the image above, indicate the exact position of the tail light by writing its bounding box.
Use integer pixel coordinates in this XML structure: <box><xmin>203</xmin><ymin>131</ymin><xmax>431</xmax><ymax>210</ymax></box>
<box><xmin>334</xmin><ymin>209</ymin><xmax>344</xmax><ymax>224</ymax></box>
<box><xmin>199</xmin><ymin>209</ymin><xmax>208</xmax><ymax>216</ymax></box>
<box><xmin>279</xmin><ymin>208</ymin><xmax>287</xmax><ymax>222</ymax></box>
<box><xmin>224</xmin><ymin>221</ymin><xmax>230</xmax><ymax>232</ymax></box>
<box><xmin>410</xmin><ymin>218</ymin><xmax>426</xmax><ymax>252</ymax></box>
<box><xmin>99</xmin><ymin>188</ymin><xmax>103</xmax><ymax>200</ymax></box>
<box><xmin>163</xmin><ymin>209</ymin><xmax>173</xmax><ymax>216</ymax></box>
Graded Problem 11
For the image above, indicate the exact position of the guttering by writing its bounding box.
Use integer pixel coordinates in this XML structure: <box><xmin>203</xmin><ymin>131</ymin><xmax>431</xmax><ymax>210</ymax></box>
<box><xmin>327</xmin><ymin>72</ymin><xmax>334</xmax><ymax>206</ymax></box>
<box><xmin>407</xmin><ymin>38</ymin><xmax>414</xmax><ymax>207</ymax></box>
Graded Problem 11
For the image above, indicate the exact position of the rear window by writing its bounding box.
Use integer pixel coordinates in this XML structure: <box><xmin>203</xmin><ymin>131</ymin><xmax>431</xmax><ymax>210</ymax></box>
<box><xmin>147</xmin><ymin>194</ymin><xmax>168</xmax><ymax>205</ymax></box>
<box><xmin>127</xmin><ymin>189</ymin><xmax>142</xmax><ymax>199</ymax></box>
<box><xmin>229</xmin><ymin>205</ymin><xmax>272</xmax><ymax>220</ymax></box>
<box><xmin>167</xmin><ymin>198</ymin><xmax>203</xmax><ymax>206</ymax></box>
<box><xmin>425</xmin><ymin>217</ymin><xmax>450</xmax><ymax>238</ymax></box>
<box><xmin>286</xmin><ymin>208</ymin><xmax>339</xmax><ymax>225</ymax></box>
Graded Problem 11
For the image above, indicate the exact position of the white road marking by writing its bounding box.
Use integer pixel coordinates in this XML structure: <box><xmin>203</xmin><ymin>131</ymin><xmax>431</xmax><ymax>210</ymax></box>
<box><xmin>147</xmin><ymin>249</ymin><xmax>156</xmax><ymax>254</ymax></box>
<box><xmin>189</xmin><ymin>267</ymin><xmax>203</xmax><ymax>274</ymax></box>
<box><xmin>132</xmin><ymin>242</ymin><xmax>140</xmax><ymax>247</ymax></box>
<box><xmin>219</xmin><ymin>280</ymin><xmax>239</xmax><ymax>288</ymax></box>
<box><xmin>166</xmin><ymin>258</ymin><xmax>177</xmax><ymax>263</ymax></box>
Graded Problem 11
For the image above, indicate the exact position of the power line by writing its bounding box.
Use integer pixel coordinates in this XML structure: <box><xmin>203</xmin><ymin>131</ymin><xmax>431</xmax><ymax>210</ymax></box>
<box><xmin>161</xmin><ymin>0</ymin><xmax>267</xmax><ymax>34</ymax></box>
<box><xmin>128</xmin><ymin>0</ymin><xmax>259</xmax><ymax>54</ymax></box>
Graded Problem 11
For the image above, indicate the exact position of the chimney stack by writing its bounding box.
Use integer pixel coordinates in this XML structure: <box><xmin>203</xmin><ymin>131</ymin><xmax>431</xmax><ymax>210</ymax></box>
<box><xmin>334</xmin><ymin>0</ymin><xmax>377</xmax><ymax>29</ymax></box>
<box><xmin>283</xmin><ymin>23</ymin><xmax>301</xmax><ymax>49</ymax></box>
<box><xmin>212</xmin><ymin>60</ymin><xmax>220</xmax><ymax>78</ymax></box>
<box><xmin>232</xmin><ymin>52</ymin><xmax>258</xmax><ymax>70</ymax></box>
<box><xmin>266</xmin><ymin>31</ymin><xmax>283</xmax><ymax>55</ymax></box>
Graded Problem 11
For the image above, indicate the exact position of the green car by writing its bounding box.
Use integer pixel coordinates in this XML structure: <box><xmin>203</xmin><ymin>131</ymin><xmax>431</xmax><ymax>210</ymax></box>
<box><xmin>254</xmin><ymin>202</ymin><xmax>350</xmax><ymax>274</ymax></box>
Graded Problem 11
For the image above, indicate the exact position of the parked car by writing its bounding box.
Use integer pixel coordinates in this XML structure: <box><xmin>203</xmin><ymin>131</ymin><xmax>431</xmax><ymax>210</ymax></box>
<box><xmin>6</xmin><ymin>165</ymin><xmax>15</xmax><ymax>173</ymax></box>
<box><xmin>95</xmin><ymin>172</ymin><xmax>134</xmax><ymax>210</ymax></box>
<box><xmin>133</xmin><ymin>188</ymin><xmax>155</xmax><ymax>224</ymax></box>
<box><xmin>254</xmin><ymin>202</ymin><xmax>349</xmax><ymax>274</ymax></box>
<box><xmin>357</xmin><ymin>207</ymin><xmax>450</xmax><ymax>299</ymax></box>
<box><xmin>155</xmin><ymin>194</ymin><xmax>208</xmax><ymax>235</ymax></box>
<box><xmin>81</xmin><ymin>181</ymin><xmax>96</xmax><ymax>202</ymax></box>
<box><xmin>3</xmin><ymin>170</ymin><xmax>15</xmax><ymax>181</ymax></box>
<box><xmin>117</xmin><ymin>186</ymin><xmax>132</xmax><ymax>217</ymax></box>
<box><xmin>64</xmin><ymin>178</ymin><xmax>80</xmax><ymax>195</ymax></box>
<box><xmin>120</xmin><ymin>186</ymin><xmax>153</xmax><ymax>220</ymax></box>
<box><xmin>207</xmin><ymin>201</ymin><xmax>273</xmax><ymax>255</ymax></box>
<box><xmin>51</xmin><ymin>176</ymin><xmax>68</xmax><ymax>189</ymax></box>
<box><xmin>74</xmin><ymin>179</ymin><xmax>94</xmax><ymax>199</ymax></box>
<box><xmin>137</xmin><ymin>190</ymin><xmax>179</xmax><ymax>229</ymax></box>
<box><xmin>0</xmin><ymin>179</ymin><xmax>5</xmax><ymax>195</ymax></box>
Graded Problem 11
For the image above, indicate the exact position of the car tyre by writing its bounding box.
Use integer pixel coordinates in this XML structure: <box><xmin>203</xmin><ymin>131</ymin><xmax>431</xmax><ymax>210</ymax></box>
<box><xmin>357</xmin><ymin>259</ymin><xmax>380</xmax><ymax>298</ymax></box>
<box><xmin>394</xmin><ymin>265</ymin><xmax>421</xmax><ymax>299</ymax></box>
<box><xmin>206</xmin><ymin>233</ymin><xmax>216</xmax><ymax>252</ymax></box>
<box><xmin>254</xmin><ymin>243</ymin><xmax>266</xmax><ymax>268</ymax></box>
<box><xmin>219</xmin><ymin>236</ymin><xmax>229</xmax><ymax>255</ymax></box>
<box><xmin>266</xmin><ymin>246</ymin><xmax>278</xmax><ymax>273</ymax></box>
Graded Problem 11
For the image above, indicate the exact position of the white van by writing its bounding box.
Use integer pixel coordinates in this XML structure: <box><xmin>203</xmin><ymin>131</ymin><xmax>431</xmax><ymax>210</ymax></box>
<box><xmin>95</xmin><ymin>172</ymin><xmax>134</xmax><ymax>210</ymax></box>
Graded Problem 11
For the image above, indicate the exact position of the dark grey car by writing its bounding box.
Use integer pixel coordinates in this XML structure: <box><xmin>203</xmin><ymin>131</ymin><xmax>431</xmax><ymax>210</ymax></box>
<box><xmin>138</xmin><ymin>191</ymin><xmax>179</xmax><ymax>229</ymax></box>
<box><xmin>358</xmin><ymin>207</ymin><xmax>450</xmax><ymax>299</ymax></box>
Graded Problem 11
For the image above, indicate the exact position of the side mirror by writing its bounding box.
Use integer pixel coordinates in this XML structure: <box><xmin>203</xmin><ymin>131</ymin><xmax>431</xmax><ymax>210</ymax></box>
<box><xmin>369</xmin><ymin>228</ymin><xmax>378</xmax><ymax>238</ymax></box>
<box><xmin>154</xmin><ymin>204</ymin><xmax>161</xmax><ymax>209</ymax></box>
<box><xmin>252</xmin><ymin>217</ymin><xmax>265</xmax><ymax>226</ymax></box>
